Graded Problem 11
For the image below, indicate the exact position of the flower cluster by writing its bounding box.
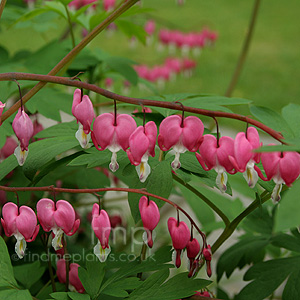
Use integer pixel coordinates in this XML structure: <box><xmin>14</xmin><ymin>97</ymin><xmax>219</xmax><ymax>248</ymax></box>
<box><xmin>159</xmin><ymin>28</ymin><xmax>218</xmax><ymax>55</ymax></box>
<box><xmin>71</xmin><ymin>89</ymin><xmax>300</xmax><ymax>200</ymax></box>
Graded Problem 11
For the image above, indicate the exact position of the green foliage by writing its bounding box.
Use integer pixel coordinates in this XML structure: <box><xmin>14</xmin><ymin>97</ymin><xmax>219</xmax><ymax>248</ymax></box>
<box><xmin>236</xmin><ymin>256</ymin><xmax>300</xmax><ymax>300</ymax></box>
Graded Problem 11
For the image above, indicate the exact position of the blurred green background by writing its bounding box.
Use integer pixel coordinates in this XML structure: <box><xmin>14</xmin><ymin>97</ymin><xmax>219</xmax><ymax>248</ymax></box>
<box><xmin>0</xmin><ymin>0</ymin><xmax>299</xmax><ymax>113</ymax></box>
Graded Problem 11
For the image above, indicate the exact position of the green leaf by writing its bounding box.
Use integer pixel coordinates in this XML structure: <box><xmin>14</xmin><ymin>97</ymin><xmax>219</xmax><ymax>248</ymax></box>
<box><xmin>14</xmin><ymin>261</ymin><xmax>46</xmax><ymax>289</ymax></box>
<box><xmin>271</xmin><ymin>233</ymin><xmax>300</xmax><ymax>252</ymax></box>
<box><xmin>26</xmin><ymin>88</ymin><xmax>72</xmax><ymax>121</ymax></box>
<box><xmin>44</xmin><ymin>1</ymin><xmax>67</xmax><ymax>19</ymax></box>
<box><xmin>274</xmin><ymin>178</ymin><xmax>300</xmax><ymax>232</ymax></box>
<box><xmin>236</xmin><ymin>256</ymin><xmax>300</xmax><ymax>300</ymax></box>
<box><xmin>68</xmin><ymin>292</ymin><xmax>91</xmax><ymax>300</ymax></box>
<box><xmin>282</xmin><ymin>103</ymin><xmax>300</xmax><ymax>138</ymax></box>
<box><xmin>128</xmin><ymin>269</ymin><xmax>211</xmax><ymax>300</ymax></box>
<box><xmin>128</xmin><ymin>160</ymin><xmax>173</xmax><ymax>223</ymax></box>
<box><xmin>78</xmin><ymin>257</ymin><xmax>105</xmax><ymax>299</ymax></box>
<box><xmin>68</xmin><ymin>148</ymin><xmax>112</xmax><ymax>168</ymax></box>
<box><xmin>50</xmin><ymin>292</ymin><xmax>71</xmax><ymax>300</ymax></box>
<box><xmin>35</xmin><ymin>121</ymin><xmax>78</xmax><ymax>138</ymax></box>
<box><xmin>101</xmin><ymin>277</ymin><xmax>141</xmax><ymax>297</ymax></box>
<box><xmin>115</xmin><ymin>20</ymin><xmax>146</xmax><ymax>45</ymax></box>
<box><xmin>217</xmin><ymin>236</ymin><xmax>269</xmax><ymax>281</ymax></box>
<box><xmin>103</xmin><ymin>56</ymin><xmax>138</xmax><ymax>85</ymax></box>
<box><xmin>0</xmin><ymin>289</ymin><xmax>32</xmax><ymax>299</ymax></box>
<box><xmin>58</xmin><ymin>0</ymin><xmax>73</xmax><ymax>5</ymax></box>
<box><xmin>282</xmin><ymin>268</ymin><xmax>300</xmax><ymax>300</ymax></box>
<box><xmin>23</xmin><ymin>136</ymin><xmax>79</xmax><ymax>181</ymax></box>
<box><xmin>75</xmin><ymin>168</ymin><xmax>110</xmax><ymax>192</ymax></box>
<box><xmin>250</xmin><ymin>105</ymin><xmax>294</xmax><ymax>139</ymax></box>
<box><xmin>0</xmin><ymin>237</ymin><xmax>18</xmax><ymax>288</ymax></box>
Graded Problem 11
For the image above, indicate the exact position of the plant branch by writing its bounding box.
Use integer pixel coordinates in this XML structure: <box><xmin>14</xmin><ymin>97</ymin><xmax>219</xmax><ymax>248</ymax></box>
<box><xmin>0</xmin><ymin>185</ymin><xmax>205</xmax><ymax>241</ymax></box>
<box><xmin>0</xmin><ymin>72</ymin><xmax>284</xmax><ymax>143</ymax></box>
<box><xmin>173</xmin><ymin>174</ymin><xmax>230</xmax><ymax>227</ymax></box>
<box><xmin>0</xmin><ymin>0</ymin><xmax>139</xmax><ymax>123</ymax></box>
<box><xmin>211</xmin><ymin>190</ymin><xmax>274</xmax><ymax>253</ymax></box>
<box><xmin>0</xmin><ymin>0</ymin><xmax>7</xmax><ymax>21</ymax></box>
<box><xmin>225</xmin><ymin>0</ymin><xmax>261</xmax><ymax>97</ymax></box>
<box><xmin>64</xmin><ymin>5</ymin><xmax>76</xmax><ymax>48</ymax></box>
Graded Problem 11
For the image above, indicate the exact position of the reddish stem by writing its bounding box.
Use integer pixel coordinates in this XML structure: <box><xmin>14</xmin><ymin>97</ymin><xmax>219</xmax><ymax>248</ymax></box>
<box><xmin>0</xmin><ymin>72</ymin><xmax>284</xmax><ymax>143</ymax></box>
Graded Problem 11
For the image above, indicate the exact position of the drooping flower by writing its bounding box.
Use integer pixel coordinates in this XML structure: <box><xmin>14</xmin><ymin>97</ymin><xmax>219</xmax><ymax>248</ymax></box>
<box><xmin>0</xmin><ymin>101</ymin><xmax>5</xmax><ymax>116</ymax></box>
<box><xmin>91</xmin><ymin>203</ymin><xmax>111</xmax><ymax>262</ymax></box>
<box><xmin>254</xmin><ymin>149</ymin><xmax>300</xmax><ymax>202</ymax></box>
<box><xmin>92</xmin><ymin>113</ymin><xmax>137</xmax><ymax>172</ymax></box>
<box><xmin>229</xmin><ymin>127</ymin><xmax>261</xmax><ymax>188</ymax></box>
<box><xmin>168</xmin><ymin>217</ymin><xmax>190</xmax><ymax>268</ymax></box>
<box><xmin>72</xmin><ymin>89</ymin><xmax>95</xmax><ymax>148</ymax></box>
<box><xmin>186</xmin><ymin>238</ymin><xmax>200</xmax><ymax>270</ymax></box>
<box><xmin>203</xmin><ymin>245</ymin><xmax>212</xmax><ymax>277</ymax></box>
<box><xmin>158</xmin><ymin>115</ymin><xmax>204</xmax><ymax>171</ymax></box>
<box><xmin>12</xmin><ymin>108</ymin><xmax>34</xmax><ymax>166</ymax></box>
<box><xmin>139</xmin><ymin>196</ymin><xmax>160</xmax><ymax>248</ymax></box>
<box><xmin>196</xmin><ymin>134</ymin><xmax>236</xmax><ymax>192</ymax></box>
<box><xmin>37</xmin><ymin>199</ymin><xmax>80</xmax><ymax>251</ymax></box>
<box><xmin>127</xmin><ymin>121</ymin><xmax>157</xmax><ymax>182</ymax></box>
<box><xmin>56</xmin><ymin>259</ymin><xmax>85</xmax><ymax>293</ymax></box>
<box><xmin>1</xmin><ymin>202</ymin><xmax>39</xmax><ymax>259</ymax></box>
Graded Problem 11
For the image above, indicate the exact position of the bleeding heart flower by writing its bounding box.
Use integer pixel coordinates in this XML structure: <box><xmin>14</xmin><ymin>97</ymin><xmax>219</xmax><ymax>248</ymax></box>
<box><xmin>12</xmin><ymin>108</ymin><xmax>34</xmax><ymax>166</ymax></box>
<box><xmin>56</xmin><ymin>259</ymin><xmax>85</xmax><ymax>293</ymax></box>
<box><xmin>186</xmin><ymin>238</ymin><xmax>200</xmax><ymax>270</ymax></box>
<box><xmin>229</xmin><ymin>127</ymin><xmax>261</xmax><ymax>188</ymax></box>
<box><xmin>1</xmin><ymin>202</ymin><xmax>39</xmax><ymax>259</ymax></box>
<box><xmin>0</xmin><ymin>137</ymin><xmax>18</xmax><ymax>160</ymax></box>
<box><xmin>158</xmin><ymin>115</ymin><xmax>204</xmax><ymax>171</ymax></box>
<box><xmin>0</xmin><ymin>101</ymin><xmax>5</xmax><ymax>116</ymax></box>
<box><xmin>139</xmin><ymin>196</ymin><xmax>160</xmax><ymax>248</ymax></box>
<box><xmin>92</xmin><ymin>113</ymin><xmax>137</xmax><ymax>172</ymax></box>
<box><xmin>203</xmin><ymin>245</ymin><xmax>212</xmax><ymax>277</ymax></box>
<box><xmin>72</xmin><ymin>89</ymin><xmax>95</xmax><ymax>148</ymax></box>
<box><xmin>127</xmin><ymin>121</ymin><xmax>157</xmax><ymax>182</ymax></box>
<box><xmin>196</xmin><ymin>134</ymin><xmax>236</xmax><ymax>192</ymax></box>
<box><xmin>168</xmin><ymin>217</ymin><xmax>190</xmax><ymax>268</ymax></box>
<box><xmin>91</xmin><ymin>204</ymin><xmax>111</xmax><ymax>262</ymax></box>
<box><xmin>37</xmin><ymin>199</ymin><xmax>80</xmax><ymax>250</ymax></box>
<box><xmin>254</xmin><ymin>148</ymin><xmax>300</xmax><ymax>202</ymax></box>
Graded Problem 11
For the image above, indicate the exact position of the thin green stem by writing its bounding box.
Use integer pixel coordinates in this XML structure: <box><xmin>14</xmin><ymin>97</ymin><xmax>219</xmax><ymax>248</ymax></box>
<box><xmin>212</xmin><ymin>191</ymin><xmax>271</xmax><ymax>253</ymax></box>
<box><xmin>0</xmin><ymin>72</ymin><xmax>284</xmax><ymax>142</ymax></box>
<box><xmin>64</xmin><ymin>5</ymin><xmax>76</xmax><ymax>48</ymax></box>
<box><xmin>36</xmin><ymin>280</ymin><xmax>51</xmax><ymax>298</ymax></box>
<box><xmin>0</xmin><ymin>0</ymin><xmax>6</xmax><ymax>21</ymax></box>
<box><xmin>173</xmin><ymin>174</ymin><xmax>230</xmax><ymax>227</ymax></box>
<box><xmin>0</xmin><ymin>0</ymin><xmax>139</xmax><ymax>123</ymax></box>
<box><xmin>63</xmin><ymin>238</ymin><xmax>70</xmax><ymax>292</ymax></box>
<box><xmin>137</xmin><ymin>243</ymin><xmax>147</xmax><ymax>279</ymax></box>
<box><xmin>225</xmin><ymin>0</ymin><xmax>261</xmax><ymax>97</ymax></box>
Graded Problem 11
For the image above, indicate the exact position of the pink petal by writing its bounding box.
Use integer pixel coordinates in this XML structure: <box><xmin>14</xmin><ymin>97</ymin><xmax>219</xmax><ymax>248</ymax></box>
<box><xmin>261</xmin><ymin>149</ymin><xmax>281</xmax><ymax>180</ymax></box>
<box><xmin>92</xmin><ymin>207</ymin><xmax>111</xmax><ymax>249</ymax></box>
<box><xmin>92</xmin><ymin>113</ymin><xmax>115</xmax><ymax>150</ymax></box>
<box><xmin>12</xmin><ymin>109</ymin><xmax>34</xmax><ymax>151</ymax></box>
<box><xmin>217</xmin><ymin>136</ymin><xmax>235</xmax><ymax>172</ymax></box>
<box><xmin>234</xmin><ymin>132</ymin><xmax>253</xmax><ymax>172</ymax></box>
<box><xmin>158</xmin><ymin>115</ymin><xmax>182</xmax><ymax>151</ymax></box>
<box><xmin>56</xmin><ymin>259</ymin><xmax>66</xmax><ymax>283</ymax></box>
<box><xmin>186</xmin><ymin>238</ymin><xmax>200</xmax><ymax>259</ymax></box>
<box><xmin>198</xmin><ymin>135</ymin><xmax>217</xmax><ymax>170</ymax></box>
<box><xmin>72</xmin><ymin>89</ymin><xmax>82</xmax><ymax>117</ymax></box>
<box><xmin>16</xmin><ymin>206</ymin><xmax>38</xmax><ymax>241</ymax></box>
<box><xmin>115</xmin><ymin>114</ymin><xmax>137</xmax><ymax>150</ymax></box>
<box><xmin>145</xmin><ymin>121</ymin><xmax>157</xmax><ymax>157</ymax></box>
<box><xmin>1</xmin><ymin>202</ymin><xmax>19</xmax><ymax>236</ymax></box>
<box><xmin>128</xmin><ymin>127</ymin><xmax>150</xmax><ymax>165</ymax></box>
<box><xmin>37</xmin><ymin>198</ymin><xmax>55</xmax><ymax>232</ymax></box>
<box><xmin>54</xmin><ymin>200</ymin><xmax>76</xmax><ymax>234</ymax></box>
<box><xmin>139</xmin><ymin>196</ymin><xmax>160</xmax><ymax>231</ymax></box>
<box><xmin>69</xmin><ymin>263</ymin><xmax>85</xmax><ymax>293</ymax></box>
<box><xmin>181</xmin><ymin>116</ymin><xmax>204</xmax><ymax>151</ymax></box>
<box><xmin>167</xmin><ymin>217</ymin><xmax>190</xmax><ymax>250</ymax></box>
<box><xmin>73</xmin><ymin>95</ymin><xmax>95</xmax><ymax>134</ymax></box>
<box><xmin>279</xmin><ymin>152</ymin><xmax>300</xmax><ymax>186</ymax></box>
